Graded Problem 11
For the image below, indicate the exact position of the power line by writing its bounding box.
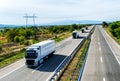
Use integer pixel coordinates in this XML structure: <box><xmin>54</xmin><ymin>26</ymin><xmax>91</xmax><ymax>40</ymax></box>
<box><xmin>23</xmin><ymin>14</ymin><xmax>37</xmax><ymax>27</ymax></box>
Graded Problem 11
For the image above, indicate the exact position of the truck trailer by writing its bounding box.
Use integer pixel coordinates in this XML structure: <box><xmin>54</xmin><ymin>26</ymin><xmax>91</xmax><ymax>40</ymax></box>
<box><xmin>25</xmin><ymin>40</ymin><xmax>55</xmax><ymax>67</ymax></box>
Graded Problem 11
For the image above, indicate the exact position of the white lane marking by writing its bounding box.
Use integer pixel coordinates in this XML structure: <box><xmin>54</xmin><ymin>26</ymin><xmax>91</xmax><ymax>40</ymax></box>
<box><xmin>101</xmin><ymin>27</ymin><xmax>120</xmax><ymax>65</ymax></box>
<box><xmin>99</xmin><ymin>47</ymin><xmax>101</xmax><ymax>51</ymax></box>
<box><xmin>32</xmin><ymin>64</ymin><xmax>43</xmax><ymax>73</ymax></box>
<box><xmin>0</xmin><ymin>64</ymin><xmax>25</xmax><ymax>79</ymax></box>
<box><xmin>103</xmin><ymin>77</ymin><xmax>106</xmax><ymax>81</ymax></box>
<box><xmin>100</xmin><ymin>57</ymin><xmax>103</xmax><ymax>63</ymax></box>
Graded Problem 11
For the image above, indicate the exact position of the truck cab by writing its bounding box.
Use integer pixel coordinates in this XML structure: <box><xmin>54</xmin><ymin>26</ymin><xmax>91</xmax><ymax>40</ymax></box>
<box><xmin>25</xmin><ymin>40</ymin><xmax>55</xmax><ymax>67</ymax></box>
<box><xmin>25</xmin><ymin>47</ymin><xmax>40</xmax><ymax>66</ymax></box>
<box><xmin>72</xmin><ymin>30</ymin><xmax>79</xmax><ymax>38</ymax></box>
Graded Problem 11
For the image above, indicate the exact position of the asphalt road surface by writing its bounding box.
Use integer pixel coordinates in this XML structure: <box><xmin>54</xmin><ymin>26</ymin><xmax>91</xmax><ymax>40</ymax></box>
<box><xmin>81</xmin><ymin>25</ymin><xmax>120</xmax><ymax>81</ymax></box>
<box><xmin>0</xmin><ymin>26</ymin><xmax>93</xmax><ymax>81</ymax></box>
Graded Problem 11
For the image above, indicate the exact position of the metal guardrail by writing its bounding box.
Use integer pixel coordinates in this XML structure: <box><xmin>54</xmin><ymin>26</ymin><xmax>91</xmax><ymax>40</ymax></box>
<box><xmin>77</xmin><ymin>26</ymin><xmax>95</xmax><ymax>81</ymax></box>
<box><xmin>48</xmin><ymin>26</ymin><xmax>95</xmax><ymax>81</ymax></box>
<box><xmin>70</xmin><ymin>26</ymin><xmax>94</xmax><ymax>81</ymax></box>
<box><xmin>70</xmin><ymin>40</ymin><xmax>90</xmax><ymax>81</ymax></box>
<box><xmin>49</xmin><ymin>39</ymin><xmax>85</xmax><ymax>81</ymax></box>
<box><xmin>77</xmin><ymin>47</ymin><xmax>89</xmax><ymax>81</ymax></box>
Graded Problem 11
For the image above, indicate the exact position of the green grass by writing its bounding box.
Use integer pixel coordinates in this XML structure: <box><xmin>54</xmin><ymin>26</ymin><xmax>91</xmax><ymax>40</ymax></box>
<box><xmin>59</xmin><ymin>39</ymin><xmax>90</xmax><ymax>81</ymax></box>
<box><xmin>104</xmin><ymin>27</ymin><xmax>120</xmax><ymax>45</ymax></box>
<box><xmin>54</xmin><ymin>32</ymin><xmax>71</xmax><ymax>42</ymax></box>
<box><xmin>0</xmin><ymin>50</ymin><xmax>24</xmax><ymax>68</ymax></box>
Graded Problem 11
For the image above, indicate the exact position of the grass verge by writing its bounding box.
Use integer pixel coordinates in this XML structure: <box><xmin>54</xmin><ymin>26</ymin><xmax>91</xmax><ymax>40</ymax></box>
<box><xmin>54</xmin><ymin>32</ymin><xmax>71</xmax><ymax>42</ymax></box>
<box><xmin>0</xmin><ymin>49</ymin><xmax>25</xmax><ymax>68</ymax></box>
<box><xmin>104</xmin><ymin>27</ymin><xmax>120</xmax><ymax>44</ymax></box>
<box><xmin>59</xmin><ymin>39</ymin><xmax>90</xmax><ymax>81</ymax></box>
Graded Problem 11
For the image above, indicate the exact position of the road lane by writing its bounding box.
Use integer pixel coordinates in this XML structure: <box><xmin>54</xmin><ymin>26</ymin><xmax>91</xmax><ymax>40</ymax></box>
<box><xmin>81</xmin><ymin>25</ymin><xmax>120</xmax><ymax>81</ymax></box>
<box><xmin>0</xmin><ymin>26</ymin><xmax>93</xmax><ymax>81</ymax></box>
<box><xmin>0</xmin><ymin>34</ymin><xmax>88</xmax><ymax>81</ymax></box>
<box><xmin>98</xmin><ymin>26</ymin><xmax>120</xmax><ymax>81</ymax></box>
<box><xmin>0</xmin><ymin>36</ymin><xmax>72</xmax><ymax>80</ymax></box>
<box><xmin>99</xmin><ymin>26</ymin><xmax>120</xmax><ymax>65</ymax></box>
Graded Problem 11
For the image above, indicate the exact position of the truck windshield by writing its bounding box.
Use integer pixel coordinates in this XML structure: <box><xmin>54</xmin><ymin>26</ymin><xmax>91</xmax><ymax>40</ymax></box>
<box><xmin>25</xmin><ymin>50</ymin><xmax>38</xmax><ymax>59</ymax></box>
<box><xmin>72</xmin><ymin>32</ymin><xmax>77</xmax><ymax>37</ymax></box>
<box><xmin>72</xmin><ymin>33</ymin><xmax>77</xmax><ymax>35</ymax></box>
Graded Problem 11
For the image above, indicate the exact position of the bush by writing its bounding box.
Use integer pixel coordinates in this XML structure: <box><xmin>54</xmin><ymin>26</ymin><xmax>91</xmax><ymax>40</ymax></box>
<box><xmin>0</xmin><ymin>45</ymin><xmax>2</xmax><ymax>51</ymax></box>
<box><xmin>109</xmin><ymin>21</ymin><xmax>120</xmax><ymax>38</ymax></box>
<box><xmin>32</xmin><ymin>40</ymin><xmax>39</xmax><ymax>44</ymax></box>
<box><xmin>19</xmin><ymin>36</ymin><xmax>25</xmax><ymax>42</ymax></box>
<box><xmin>23</xmin><ymin>40</ymin><xmax>30</xmax><ymax>46</ymax></box>
<box><xmin>102</xmin><ymin>21</ymin><xmax>108</xmax><ymax>27</ymax></box>
<box><xmin>14</xmin><ymin>36</ymin><xmax>20</xmax><ymax>43</ymax></box>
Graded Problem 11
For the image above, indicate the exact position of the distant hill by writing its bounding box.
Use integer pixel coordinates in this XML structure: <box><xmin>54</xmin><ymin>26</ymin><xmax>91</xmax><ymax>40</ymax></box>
<box><xmin>0</xmin><ymin>24</ymin><xmax>5</xmax><ymax>28</ymax></box>
<box><xmin>0</xmin><ymin>24</ymin><xmax>17</xmax><ymax>28</ymax></box>
<box><xmin>0</xmin><ymin>20</ymin><xmax>111</xmax><ymax>28</ymax></box>
<box><xmin>44</xmin><ymin>20</ymin><xmax>104</xmax><ymax>25</ymax></box>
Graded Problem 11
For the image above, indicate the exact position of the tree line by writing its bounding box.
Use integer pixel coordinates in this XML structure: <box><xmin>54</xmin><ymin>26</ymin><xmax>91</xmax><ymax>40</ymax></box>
<box><xmin>109</xmin><ymin>21</ymin><xmax>120</xmax><ymax>39</ymax></box>
<box><xmin>0</xmin><ymin>24</ymin><xmax>86</xmax><ymax>45</ymax></box>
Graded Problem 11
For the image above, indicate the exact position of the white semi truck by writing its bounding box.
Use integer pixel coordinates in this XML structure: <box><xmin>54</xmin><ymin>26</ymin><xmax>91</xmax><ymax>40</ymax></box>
<box><xmin>25</xmin><ymin>40</ymin><xmax>55</xmax><ymax>67</ymax></box>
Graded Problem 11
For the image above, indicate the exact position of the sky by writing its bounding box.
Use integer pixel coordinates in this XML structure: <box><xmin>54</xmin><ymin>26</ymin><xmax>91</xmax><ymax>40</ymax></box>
<box><xmin>0</xmin><ymin>0</ymin><xmax>120</xmax><ymax>25</ymax></box>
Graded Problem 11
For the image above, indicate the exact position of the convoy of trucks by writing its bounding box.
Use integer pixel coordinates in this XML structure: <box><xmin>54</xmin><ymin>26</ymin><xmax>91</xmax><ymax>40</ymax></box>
<box><xmin>25</xmin><ymin>27</ymin><xmax>87</xmax><ymax>67</ymax></box>
<box><xmin>72</xmin><ymin>27</ymin><xmax>88</xmax><ymax>38</ymax></box>
<box><xmin>25</xmin><ymin>40</ymin><xmax>55</xmax><ymax>67</ymax></box>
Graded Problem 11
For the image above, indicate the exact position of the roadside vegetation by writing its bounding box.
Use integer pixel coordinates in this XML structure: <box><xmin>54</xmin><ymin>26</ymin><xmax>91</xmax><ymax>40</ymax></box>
<box><xmin>0</xmin><ymin>49</ymin><xmax>25</xmax><ymax>68</ymax></box>
<box><xmin>0</xmin><ymin>24</ymin><xmax>85</xmax><ymax>44</ymax></box>
<box><xmin>0</xmin><ymin>24</ymin><xmax>86</xmax><ymax>68</ymax></box>
<box><xmin>103</xmin><ymin>21</ymin><xmax>120</xmax><ymax>44</ymax></box>
<box><xmin>58</xmin><ymin>26</ymin><xmax>94</xmax><ymax>81</ymax></box>
<box><xmin>59</xmin><ymin>39</ymin><xmax>90</xmax><ymax>81</ymax></box>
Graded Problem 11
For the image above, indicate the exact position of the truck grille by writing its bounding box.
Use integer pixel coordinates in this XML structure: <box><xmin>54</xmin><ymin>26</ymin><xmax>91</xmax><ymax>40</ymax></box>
<box><xmin>26</xmin><ymin>60</ymin><xmax>35</xmax><ymax>65</ymax></box>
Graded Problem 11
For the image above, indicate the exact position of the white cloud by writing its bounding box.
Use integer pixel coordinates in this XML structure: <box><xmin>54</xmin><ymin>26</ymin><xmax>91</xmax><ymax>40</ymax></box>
<box><xmin>0</xmin><ymin>0</ymin><xmax>120</xmax><ymax>24</ymax></box>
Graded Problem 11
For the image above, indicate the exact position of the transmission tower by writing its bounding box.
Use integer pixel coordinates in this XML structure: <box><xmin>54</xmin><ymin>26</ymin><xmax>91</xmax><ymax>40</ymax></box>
<box><xmin>24</xmin><ymin>14</ymin><xmax>37</xmax><ymax>27</ymax></box>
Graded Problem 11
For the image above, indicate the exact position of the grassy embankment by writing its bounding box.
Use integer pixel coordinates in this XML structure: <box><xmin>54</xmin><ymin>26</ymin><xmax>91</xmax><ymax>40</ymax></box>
<box><xmin>59</xmin><ymin>39</ymin><xmax>90</xmax><ymax>81</ymax></box>
<box><xmin>0</xmin><ymin>32</ymin><xmax>71</xmax><ymax>68</ymax></box>
<box><xmin>0</xmin><ymin>49</ymin><xmax>25</xmax><ymax>68</ymax></box>
<box><xmin>54</xmin><ymin>32</ymin><xmax>71</xmax><ymax>42</ymax></box>
<box><xmin>104</xmin><ymin>27</ymin><xmax>120</xmax><ymax>44</ymax></box>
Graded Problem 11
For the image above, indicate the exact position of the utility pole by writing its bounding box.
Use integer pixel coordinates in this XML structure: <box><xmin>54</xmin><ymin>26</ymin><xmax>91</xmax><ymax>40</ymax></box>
<box><xmin>33</xmin><ymin>14</ymin><xmax>36</xmax><ymax>27</ymax></box>
<box><xmin>24</xmin><ymin>14</ymin><xmax>28</xmax><ymax>27</ymax></box>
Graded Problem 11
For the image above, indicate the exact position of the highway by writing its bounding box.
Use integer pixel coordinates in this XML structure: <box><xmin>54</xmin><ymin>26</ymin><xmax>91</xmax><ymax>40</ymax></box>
<box><xmin>0</xmin><ymin>26</ymin><xmax>93</xmax><ymax>81</ymax></box>
<box><xmin>81</xmin><ymin>25</ymin><xmax>120</xmax><ymax>81</ymax></box>
<box><xmin>0</xmin><ymin>37</ymin><xmax>80</xmax><ymax>81</ymax></box>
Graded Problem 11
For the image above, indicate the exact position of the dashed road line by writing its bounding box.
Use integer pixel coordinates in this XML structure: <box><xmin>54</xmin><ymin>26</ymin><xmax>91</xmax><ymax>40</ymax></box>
<box><xmin>103</xmin><ymin>77</ymin><xmax>106</xmax><ymax>81</ymax></box>
<box><xmin>100</xmin><ymin>57</ymin><xmax>103</xmax><ymax>63</ymax></box>
<box><xmin>102</xmin><ymin>30</ymin><xmax>120</xmax><ymax>65</ymax></box>
<box><xmin>99</xmin><ymin>47</ymin><xmax>101</xmax><ymax>52</ymax></box>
